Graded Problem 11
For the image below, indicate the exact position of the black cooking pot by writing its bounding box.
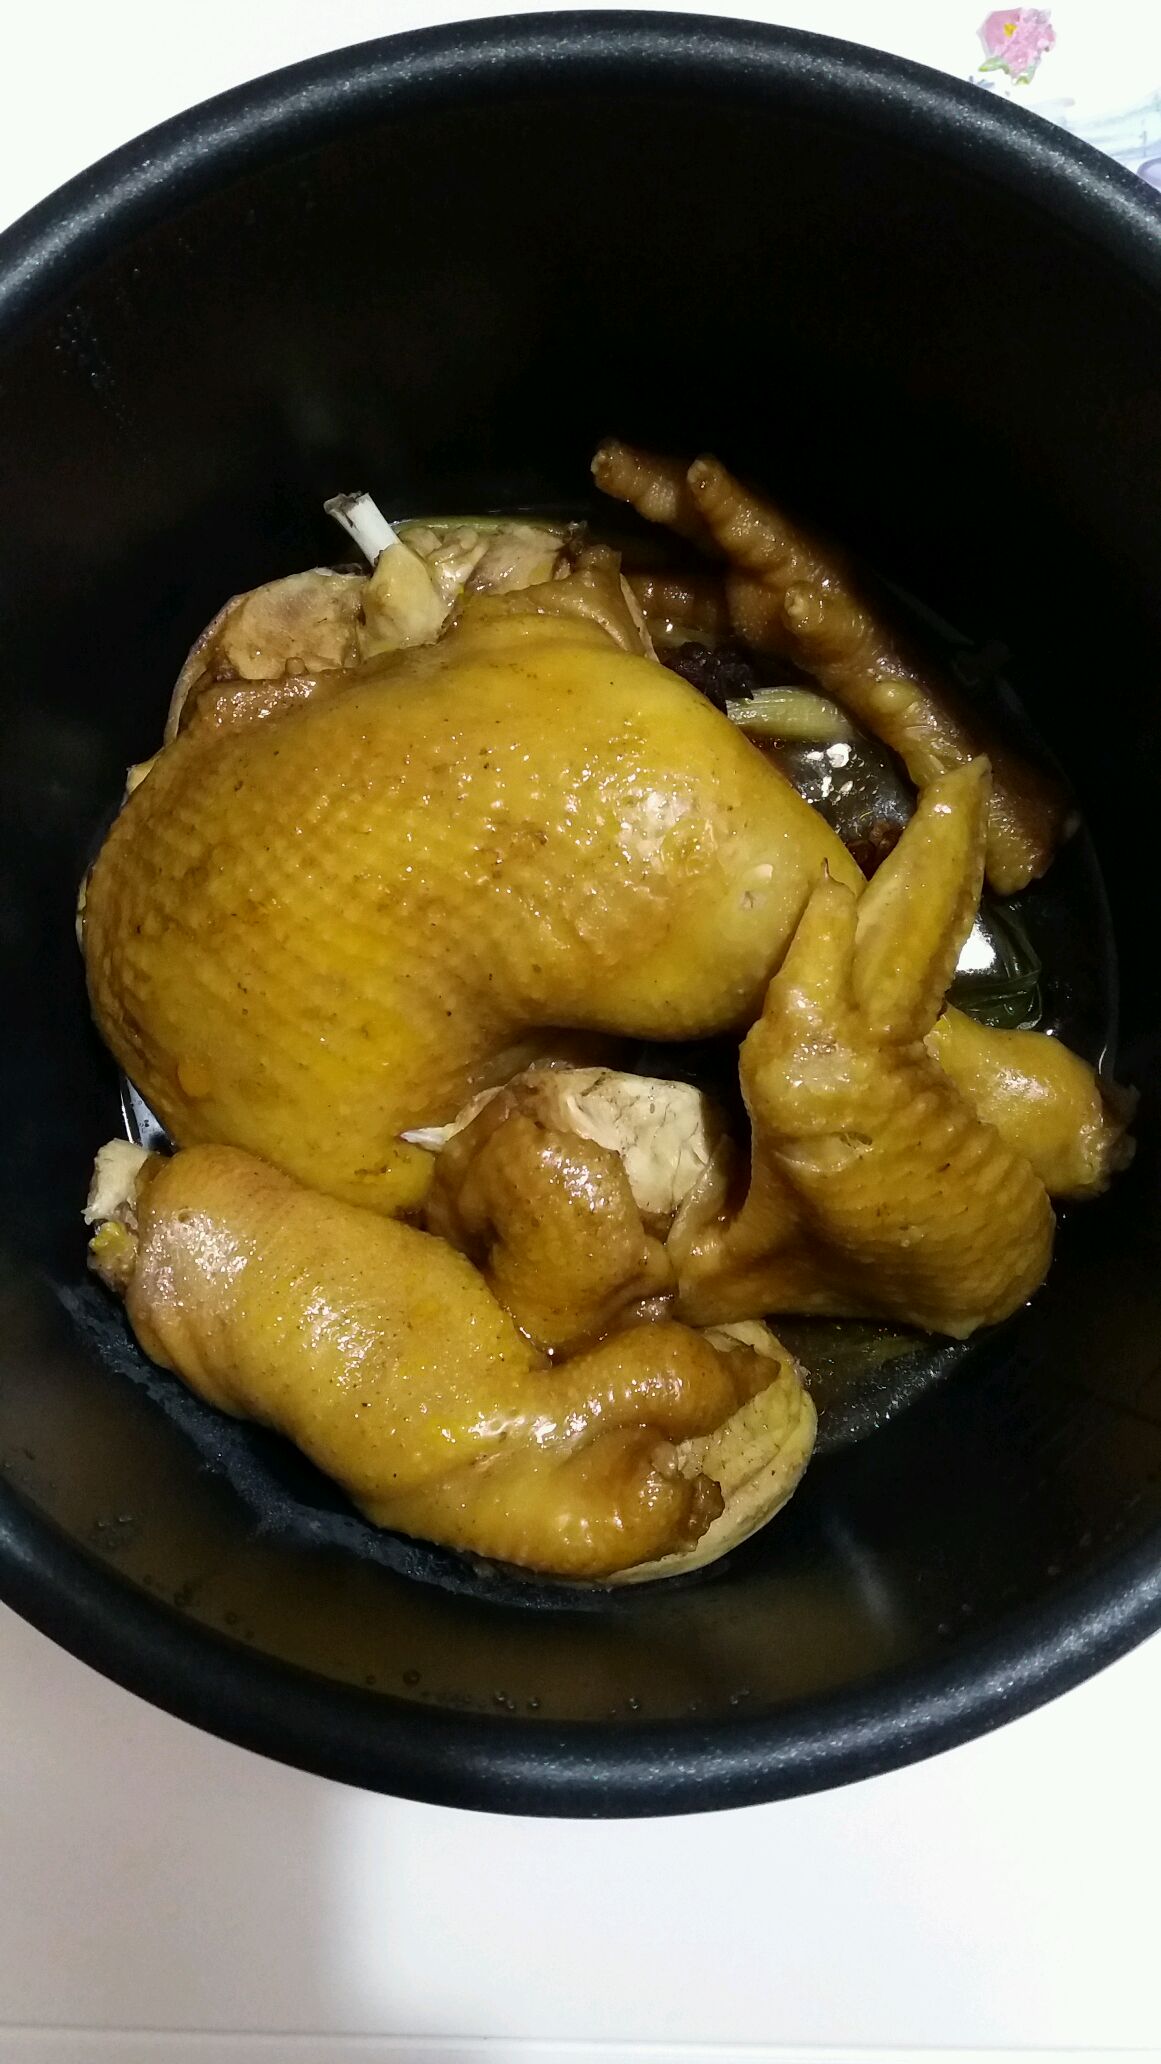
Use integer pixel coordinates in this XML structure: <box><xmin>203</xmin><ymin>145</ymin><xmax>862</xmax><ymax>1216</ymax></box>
<box><xmin>2</xmin><ymin>11</ymin><xmax>1160</xmax><ymax>1816</ymax></box>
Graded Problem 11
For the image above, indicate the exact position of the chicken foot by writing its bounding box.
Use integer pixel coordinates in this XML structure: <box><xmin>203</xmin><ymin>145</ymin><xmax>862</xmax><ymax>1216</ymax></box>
<box><xmin>593</xmin><ymin>440</ymin><xmax>1068</xmax><ymax>893</ymax></box>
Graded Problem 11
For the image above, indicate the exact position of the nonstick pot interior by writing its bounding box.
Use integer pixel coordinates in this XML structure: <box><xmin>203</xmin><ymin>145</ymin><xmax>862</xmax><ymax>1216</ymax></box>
<box><xmin>2</xmin><ymin>13</ymin><xmax>1161</xmax><ymax>1815</ymax></box>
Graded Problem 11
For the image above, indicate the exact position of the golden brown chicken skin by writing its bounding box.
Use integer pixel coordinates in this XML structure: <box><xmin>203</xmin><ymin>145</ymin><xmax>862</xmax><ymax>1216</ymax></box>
<box><xmin>925</xmin><ymin>1008</ymin><xmax>1132</xmax><ymax>1198</ymax></box>
<box><xmin>83</xmin><ymin>562</ymin><xmax>861</xmax><ymax>1216</ymax></box>
<box><xmin>426</xmin><ymin>1093</ymin><xmax>672</xmax><ymax>1354</ymax></box>
<box><xmin>88</xmin><ymin>1142</ymin><xmax>811</xmax><ymax>1579</ymax></box>
<box><xmin>422</xmin><ymin>764</ymin><xmax>1093</xmax><ymax>1345</ymax></box>
<box><xmin>677</xmin><ymin>762</ymin><xmax>1057</xmax><ymax>1335</ymax></box>
<box><xmin>78</xmin><ymin>454</ymin><xmax>1139</xmax><ymax>1580</ymax></box>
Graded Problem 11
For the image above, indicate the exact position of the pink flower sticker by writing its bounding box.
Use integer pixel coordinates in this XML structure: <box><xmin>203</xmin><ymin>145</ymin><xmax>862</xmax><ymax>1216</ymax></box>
<box><xmin>978</xmin><ymin>8</ymin><xmax>1056</xmax><ymax>86</ymax></box>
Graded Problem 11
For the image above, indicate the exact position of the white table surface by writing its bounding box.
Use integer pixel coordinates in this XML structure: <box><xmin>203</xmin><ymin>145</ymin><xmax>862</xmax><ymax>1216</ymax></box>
<box><xmin>4</xmin><ymin>4</ymin><xmax>1161</xmax><ymax>2058</ymax></box>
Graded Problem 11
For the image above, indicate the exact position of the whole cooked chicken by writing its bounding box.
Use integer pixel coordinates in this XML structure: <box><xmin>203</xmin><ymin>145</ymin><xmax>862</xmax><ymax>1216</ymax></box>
<box><xmin>77</xmin><ymin>446</ymin><xmax>1133</xmax><ymax>1584</ymax></box>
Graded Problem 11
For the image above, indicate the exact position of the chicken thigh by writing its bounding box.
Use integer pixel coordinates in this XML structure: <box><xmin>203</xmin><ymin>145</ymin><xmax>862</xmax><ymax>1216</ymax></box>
<box><xmin>83</xmin><ymin>559</ymin><xmax>860</xmax><ymax>1214</ymax></box>
<box><xmin>86</xmin><ymin>1141</ymin><xmax>815</xmax><ymax>1580</ymax></box>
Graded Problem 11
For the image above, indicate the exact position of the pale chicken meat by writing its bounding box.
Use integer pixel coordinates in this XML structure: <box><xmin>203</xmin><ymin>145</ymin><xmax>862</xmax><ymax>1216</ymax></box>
<box><xmin>165</xmin><ymin>505</ymin><xmax>572</xmax><ymax>744</ymax></box>
<box><xmin>924</xmin><ymin>1008</ymin><xmax>1133</xmax><ymax>1198</ymax></box>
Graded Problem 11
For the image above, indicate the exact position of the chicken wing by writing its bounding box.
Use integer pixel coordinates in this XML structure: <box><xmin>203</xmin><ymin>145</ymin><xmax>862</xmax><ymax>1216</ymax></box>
<box><xmin>678</xmin><ymin>761</ymin><xmax>1057</xmax><ymax>1335</ymax></box>
<box><xmin>926</xmin><ymin>1008</ymin><xmax>1132</xmax><ymax>1197</ymax></box>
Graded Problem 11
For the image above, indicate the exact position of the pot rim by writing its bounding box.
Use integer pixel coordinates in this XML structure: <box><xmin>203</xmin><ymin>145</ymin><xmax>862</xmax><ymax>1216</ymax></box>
<box><xmin>3</xmin><ymin>10</ymin><xmax>1161</xmax><ymax>1814</ymax></box>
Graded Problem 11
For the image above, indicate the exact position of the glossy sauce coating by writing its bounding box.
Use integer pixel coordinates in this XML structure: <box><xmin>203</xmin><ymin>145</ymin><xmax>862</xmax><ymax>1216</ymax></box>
<box><xmin>85</xmin><ymin>569</ymin><xmax>860</xmax><ymax>1215</ymax></box>
<box><xmin>679</xmin><ymin>764</ymin><xmax>1057</xmax><ymax>1335</ymax></box>
<box><xmin>120</xmin><ymin>1144</ymin><xmax>780</xmax><ymax>1577</ymax></box>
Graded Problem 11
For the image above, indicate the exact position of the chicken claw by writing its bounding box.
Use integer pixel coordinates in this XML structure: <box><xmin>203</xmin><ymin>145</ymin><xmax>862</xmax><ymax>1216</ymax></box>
<box><xmin>689</xmin><ymin>453</ymin><xmax>1070</xmax><ymax>894</ymax></box>
<box><xmin>592</xmin><ymin>439</ymin><xmax>715</xmax><ymax>548</ymax></box>
<box><xmin>594</xmin><ymin>442</ymin><xmax>1069</xmax><ymax>893</ymax></box>
<box><xmin>680</xmin><ymin>762</ymin><xmax>1056</xmax><ymax>1335</ymax></box>
<box><xmin>624</xmin><ymin>570</ymin><xmax>730</xmax><ymax>648</ymax></box>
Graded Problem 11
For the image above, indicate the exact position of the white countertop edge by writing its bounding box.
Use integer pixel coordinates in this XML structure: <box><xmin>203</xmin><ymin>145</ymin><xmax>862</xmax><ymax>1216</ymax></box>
<box><xmin>1</xmin><ymin>2043</ymin><xmax>1152</xmax><ymax>2063</ymax></box>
